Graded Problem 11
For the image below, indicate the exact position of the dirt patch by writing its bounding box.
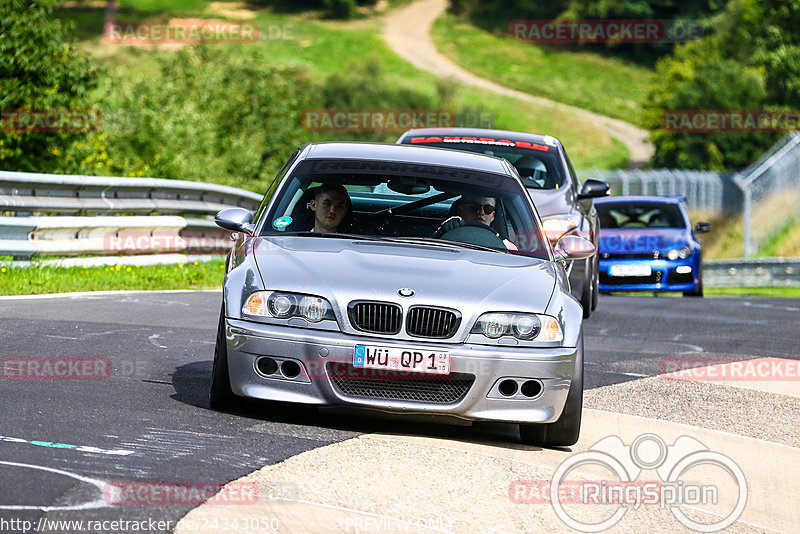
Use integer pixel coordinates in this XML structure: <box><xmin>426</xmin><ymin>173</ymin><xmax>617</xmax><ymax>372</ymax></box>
<box><xmin>205</xmin><ymin>2</ymin><xmax>257</xmax><ymax>20</ymax></box>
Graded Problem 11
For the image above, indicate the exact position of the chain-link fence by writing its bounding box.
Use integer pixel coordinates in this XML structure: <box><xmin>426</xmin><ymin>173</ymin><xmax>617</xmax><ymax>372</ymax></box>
<box><xmin>732</xmin><ymin>133</ymin><xmax>800</xmax><ymax>257</ymax></box>
<box><xmin>583</xmin><ymin>168</ymin><xmax>728</xmax><ymax>214</ymax></box>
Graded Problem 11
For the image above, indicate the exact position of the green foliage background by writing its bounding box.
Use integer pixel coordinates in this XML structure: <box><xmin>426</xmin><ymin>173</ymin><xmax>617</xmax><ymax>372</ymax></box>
<box><xmin>0</xmin><ymin>0</ymin><xmax>99</xmax><ymax>173</ymax></box>
<box><xmin>642</xmin><ymin>0</ymin><xmax>799</xmax><ymax>169</ymax></box>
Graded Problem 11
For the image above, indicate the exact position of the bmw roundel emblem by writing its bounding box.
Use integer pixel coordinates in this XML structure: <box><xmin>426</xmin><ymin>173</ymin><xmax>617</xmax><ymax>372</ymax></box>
<box><xmin>398</xmin><ymin>288</ymin><xmax>415</xmax><ymax>297</ymax></box>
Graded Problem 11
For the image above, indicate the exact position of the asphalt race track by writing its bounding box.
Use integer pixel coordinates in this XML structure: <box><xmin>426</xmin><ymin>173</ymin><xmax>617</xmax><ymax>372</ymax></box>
<box><xmin>1</xmin><ymin>290</ymin><xmax>798</xmax><ymax>533</ymax></box>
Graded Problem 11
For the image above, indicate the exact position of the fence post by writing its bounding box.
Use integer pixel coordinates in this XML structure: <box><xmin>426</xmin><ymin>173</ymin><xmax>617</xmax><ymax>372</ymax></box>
<box><xmin>742</xmin><ymin>187</ymin><xmax>753</xmax><ymax>257</ymax></box>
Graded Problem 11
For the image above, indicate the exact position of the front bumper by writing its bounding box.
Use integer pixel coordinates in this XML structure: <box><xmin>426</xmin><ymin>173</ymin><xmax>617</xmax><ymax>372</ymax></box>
<box><xmin>224</xmin><ymin>318</ymin><xmax>578</xmax><ymax>424</ymax></box>
<box><xmin>598</xmin><ymin>257</ymin><xmax>700</xmax><ymax>292</ymax></box>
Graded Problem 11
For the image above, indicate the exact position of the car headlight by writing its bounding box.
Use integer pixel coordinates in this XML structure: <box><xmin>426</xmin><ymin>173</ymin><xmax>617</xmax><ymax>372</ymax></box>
<box><xmin>541</xmin><ymin>214</ymin><xmax>580</xmax><ymax>243</ymax></box>
<box><xmin>243</xmin><ymin>291</ymin><xmax>335</xmax><ymax>323</ymax></box>
<box><xmin>666</xmin><ymin>245</ymin><xmax>692</xmax><ymax>260</ymax></box>
<box><xmin>471</xmin><ymin>313</ymin><xmax>563</xmax><ymax>342</ymax></box>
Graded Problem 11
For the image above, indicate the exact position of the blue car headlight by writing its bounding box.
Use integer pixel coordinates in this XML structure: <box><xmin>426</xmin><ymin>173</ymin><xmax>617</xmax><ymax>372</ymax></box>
<box><xmin>666</xmin><ymin>245</ymin><xmax>693</xmax><ymax>260</ymax></box>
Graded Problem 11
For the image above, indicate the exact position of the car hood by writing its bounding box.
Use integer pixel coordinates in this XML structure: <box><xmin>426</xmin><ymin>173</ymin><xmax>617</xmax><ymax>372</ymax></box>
<box><xmin>598</xmin><ymin>228</ymin><xmax>691</xmax><ymax>254</ymax></box>
<box><xmin>527</xmin><ymin>187</ymin><xmax>573</xmax><ymax>219</ymax></box>
<box><xmin>252</xmin><ymin>236</ymin><xmax>557</xmax><ymax>317</ymax></box>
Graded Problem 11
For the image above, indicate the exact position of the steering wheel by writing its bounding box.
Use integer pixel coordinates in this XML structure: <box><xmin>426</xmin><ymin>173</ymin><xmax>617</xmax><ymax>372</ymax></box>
<box><xmin>432</xmin><ymin>217</ymin><xmax>506</xmax><ymax>248</ymax></box>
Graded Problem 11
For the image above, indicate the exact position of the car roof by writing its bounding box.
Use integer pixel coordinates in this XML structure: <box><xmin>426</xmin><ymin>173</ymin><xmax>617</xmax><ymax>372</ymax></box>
<box><xmin>398</xmin><ymin>127</ymin><xmax>563</xmax><ymax>149</ymax></box>
<box><xmin>595</xmin><ymin>195</ymin><xmax>686</xmax><ymax>205</ymax></box>
<box><xmin>302</xmin><ymin>142</ymin><xmax>513</xmax><ymax>175</ymax></box>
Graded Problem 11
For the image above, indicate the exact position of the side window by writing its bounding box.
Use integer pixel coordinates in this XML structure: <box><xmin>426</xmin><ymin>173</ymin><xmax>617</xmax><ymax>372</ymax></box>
<box><xmin>563</xmin><ymin>152</ymin><xmax>580</xmax><ymax>194</ymax></box>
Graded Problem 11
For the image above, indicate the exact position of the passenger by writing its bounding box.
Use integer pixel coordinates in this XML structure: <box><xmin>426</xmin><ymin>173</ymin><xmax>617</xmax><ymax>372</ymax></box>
<box><xmin>309</xmin><ymin>184</ymin><xmax>350</xmax><ymax>233</ymax></box>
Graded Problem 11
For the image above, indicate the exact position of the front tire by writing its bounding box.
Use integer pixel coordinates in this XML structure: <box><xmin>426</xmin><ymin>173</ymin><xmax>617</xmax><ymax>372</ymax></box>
<box><xmin>580</xmin><ymin>257</ymin><xmax>593</xmax><ymax>318</ymax></box>
<box><xmin>520</xmin><ymin>334</ymin><xmax>584</xmax><ymax>447</ymax></box>
<box><xmin>209</xmin><ymin>304</ymin><xmax>237</xmax><ymax>410</ymax></box>
<box><xmin>683</xmin><ymin>276</ymin><xmax>704</xmax><ymax>297</ymax></box>
<box><xmin>590</xmin><ymin>254</ymin><xmax>599</xmax><ymax>311</ymax></box>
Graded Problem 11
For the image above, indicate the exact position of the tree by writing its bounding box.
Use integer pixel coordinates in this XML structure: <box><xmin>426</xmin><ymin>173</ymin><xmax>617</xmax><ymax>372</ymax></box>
<box><xmin>0</xmin><ymin>0</ymin><xmax>99</xmax><ymax>172</ymax></box>
<box><xmin>642</xmin><ymin>0</ymin><xmax>800</xmax><ymax>169</ymax></box>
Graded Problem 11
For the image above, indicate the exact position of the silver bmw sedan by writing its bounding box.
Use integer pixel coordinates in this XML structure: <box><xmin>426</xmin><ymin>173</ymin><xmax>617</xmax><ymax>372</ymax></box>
<box><xmin>211</xmin><ymin>142</ymin><xmax>595</xmax><ymax>446</ymax></box>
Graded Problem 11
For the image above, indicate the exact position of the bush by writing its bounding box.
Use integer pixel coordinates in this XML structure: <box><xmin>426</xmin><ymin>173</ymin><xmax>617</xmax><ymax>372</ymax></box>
<box><xmin>0</xmin><ymin>0</ymin><xmax>99</xmax><ymax>173</ymax></box>
<box><xmin>643</xmin><ymin>0</ymin><xmax>799</xmax><ymax>169</ymax></box>
<box><xmin>96</xmin><ymin>46</ymin><xmax>318</xmax><ymax>191</ymax></box>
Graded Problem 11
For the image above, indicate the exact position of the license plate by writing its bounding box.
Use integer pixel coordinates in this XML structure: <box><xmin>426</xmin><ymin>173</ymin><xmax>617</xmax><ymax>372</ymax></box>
<box><xmin>609</xmin><ymin>264</ymin><xmax>652</xmax><ymax>277</ymax></box>
<box><xmin>353</xmin><ymin>344</ymin><xmax>450</xmax><ymax>375</ymax></box>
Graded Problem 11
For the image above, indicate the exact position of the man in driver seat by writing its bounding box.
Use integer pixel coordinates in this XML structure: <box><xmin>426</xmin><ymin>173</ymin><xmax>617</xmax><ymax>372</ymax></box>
<box><xmin>453</xmin><ymin>196</ymin><xmax>496</xmax><ymax>227</ymax></box>
<box><xmin>445</xmin><ymin>196</ymin><xmax>518</xmax><ymax>250</ymax></box>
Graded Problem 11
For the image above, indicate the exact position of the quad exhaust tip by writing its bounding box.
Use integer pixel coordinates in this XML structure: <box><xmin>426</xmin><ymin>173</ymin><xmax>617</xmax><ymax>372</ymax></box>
<box><xmin>498</xmin><ymin>379</ymin><xmax>518</xmax><ymax>397</ymax></box>
<box><xmin>520</xmin><ymin>380</ymin><xmax>542</xmax><ymax>398</ymax></box>
<box><xmin>281</xmin><ymin>360</ymin><xmax>301</xmax><ymax>378</ymax></box>
<box><xmin>256</xmin><ymin>357</ymin><xmax>279</xmax><ymax>376</ymax></box>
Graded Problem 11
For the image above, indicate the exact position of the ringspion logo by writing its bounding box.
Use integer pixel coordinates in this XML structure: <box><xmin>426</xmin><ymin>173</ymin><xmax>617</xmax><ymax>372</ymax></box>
<box><xmin>515</xmin><ymin>434</ymin><xmax>747</xmax><ymax>532</ymax></box>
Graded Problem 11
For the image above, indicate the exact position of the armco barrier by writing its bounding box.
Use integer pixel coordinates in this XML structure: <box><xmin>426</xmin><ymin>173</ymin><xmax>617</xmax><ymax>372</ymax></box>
<box><xmin>0</xmin><ymin>171</ymin><xmax>262</xmax><ymax>259</ymax></box>
<box><xmin>0</xmin><ymin>170</ymin><xmax>262</xmax><ymax>215</ymax></box>
<box><xmin>703</xmin><ymin>258</ymin><xmax>800</xmax><ymax>287</ymax></box>
<box><xmin>0</xmin><ymin>216</ymin><xmax>229</xmax><ymax>258</ymax></box>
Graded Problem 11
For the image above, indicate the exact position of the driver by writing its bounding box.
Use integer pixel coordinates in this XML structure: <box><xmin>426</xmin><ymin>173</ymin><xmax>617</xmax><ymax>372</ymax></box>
<box><xmin>453</xmin><ymin>196</ymin><xmax>496</xmax><ymax>226</ymax></box>
<box><xmin>310</xmin><ymin>184</ymin><xmax>350</xmax><ymax>233</ymax></box>
<box><xmin>442</xmin><ymin>196</ymin><xmax>518</xmax><ymax>250</ymax></box>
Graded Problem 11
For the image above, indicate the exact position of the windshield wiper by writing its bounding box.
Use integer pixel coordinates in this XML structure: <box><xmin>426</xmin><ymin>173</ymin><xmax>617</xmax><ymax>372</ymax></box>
<box><xmin>385</xmin><ymin>236</ymin><xmax>507</xmax><ymax>254</ymax></box>
<box><xmin>274</xmin><ymin>231</ymin><xmax>388</xmax><ymax>242</ymax></box>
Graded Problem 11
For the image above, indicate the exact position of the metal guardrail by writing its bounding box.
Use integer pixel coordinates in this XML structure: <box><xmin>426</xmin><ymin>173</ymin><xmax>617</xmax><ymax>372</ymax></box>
<box><xmin>0</xmin><ymin>170</ymin><xmax>263</xmax><ymax>215</ymax></box>
<box><xmin>704</xmin><ymin>258</ymin><xmax>800</xmax><ymax>287</ymax></box>
<box><xmin>0</xmin><ymin>216</ymin><xmax>226</xmax><ymax>257</ymax></box>
<box><xmin>0</xmin><ymin>171</ymin><xmax>262</xmax><ymax>259</ymax></box>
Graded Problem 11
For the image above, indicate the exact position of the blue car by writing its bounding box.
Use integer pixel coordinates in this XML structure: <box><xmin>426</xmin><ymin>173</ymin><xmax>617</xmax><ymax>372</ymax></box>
<box><xmin>595</xmin><ymin>196</ymin><xmax>711</xmax><ymax>296</ymax></box>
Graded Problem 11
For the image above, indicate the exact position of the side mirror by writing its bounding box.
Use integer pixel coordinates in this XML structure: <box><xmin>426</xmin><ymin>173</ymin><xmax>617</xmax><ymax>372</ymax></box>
<box><xmin>695</xmin><ymin>221</ymin><xmax>712</xmax><ymax>233</ymax></box>
<box><xmin>215</xmin><ymin>208</ymin><xmax>255</xmax><ymax>234</ymax></box>
<box><xmin>578</xmin><ymin>179</ymin><xmax>610</xmax><ymax>199</ymax></box>
<box><xmin>554</xmin><ymin>235</ymin><xmax>596</xmax><ymax>261</ymax></box>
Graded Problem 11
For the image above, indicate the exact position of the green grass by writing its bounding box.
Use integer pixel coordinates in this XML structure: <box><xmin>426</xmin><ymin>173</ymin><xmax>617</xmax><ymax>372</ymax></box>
<box><xmin>431</xmin><ymin>13</ymin><xmax>653</xmax><ymax>126</ymax></box>
<box><xmin>758</xmin><ymin>219</ymin><xmax>799</xmax><ymax>257</ymax></box>
<box><xmin>0</xmin><ymin>260</ymin><xmax>225</xmax><ymax>296</ymax></box>
<box><xmin>610</xmin><ymin>286</ymin><xmax>800</xmax><ymax>298</ymax></box>
<box><xmin>704</xmin><ymin>286</ymin><xmax>800</xmax><ymax>298</ymax></box>
<box><xmin>56</xmin><ymin>2</ymin><xmax>630</xmax><ymax>170</ymax></box>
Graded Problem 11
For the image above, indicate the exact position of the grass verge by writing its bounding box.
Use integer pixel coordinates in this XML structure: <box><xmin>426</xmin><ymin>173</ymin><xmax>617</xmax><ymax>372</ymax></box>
<box><xmin>431</xmin><ymin>12</ymin><xmax>653</xmax><ymax>125</ymax></box>
<box><xmin>0</xmin><ymin>259</ymin><xmax>224</xmax><ymax>296</ymax></box>
<box><xmin>704</xmin><ymin>286</ymin><xmax>800</xmax><ymax>298</ymax></box>
<box><xmin>608</xmin><ymin>287</ymin><xmax>800</xmax><ymax>298</ymax></box>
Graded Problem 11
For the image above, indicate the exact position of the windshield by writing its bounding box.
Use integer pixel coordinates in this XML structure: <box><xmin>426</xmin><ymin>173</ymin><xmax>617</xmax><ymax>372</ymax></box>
<box><xmin>261</xmin><ymin>158</ymin><xmax>549</xmax><ymax>259</ymax></box>
<box><xmin>400</xmin><ymin>137</ymin><xmax>566</xmax><ymax>189</ymax></box>
<box><xmin>597</xmin><ymin>202</ymin><xmax>686</xmax><ymax>229</ymax></box>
